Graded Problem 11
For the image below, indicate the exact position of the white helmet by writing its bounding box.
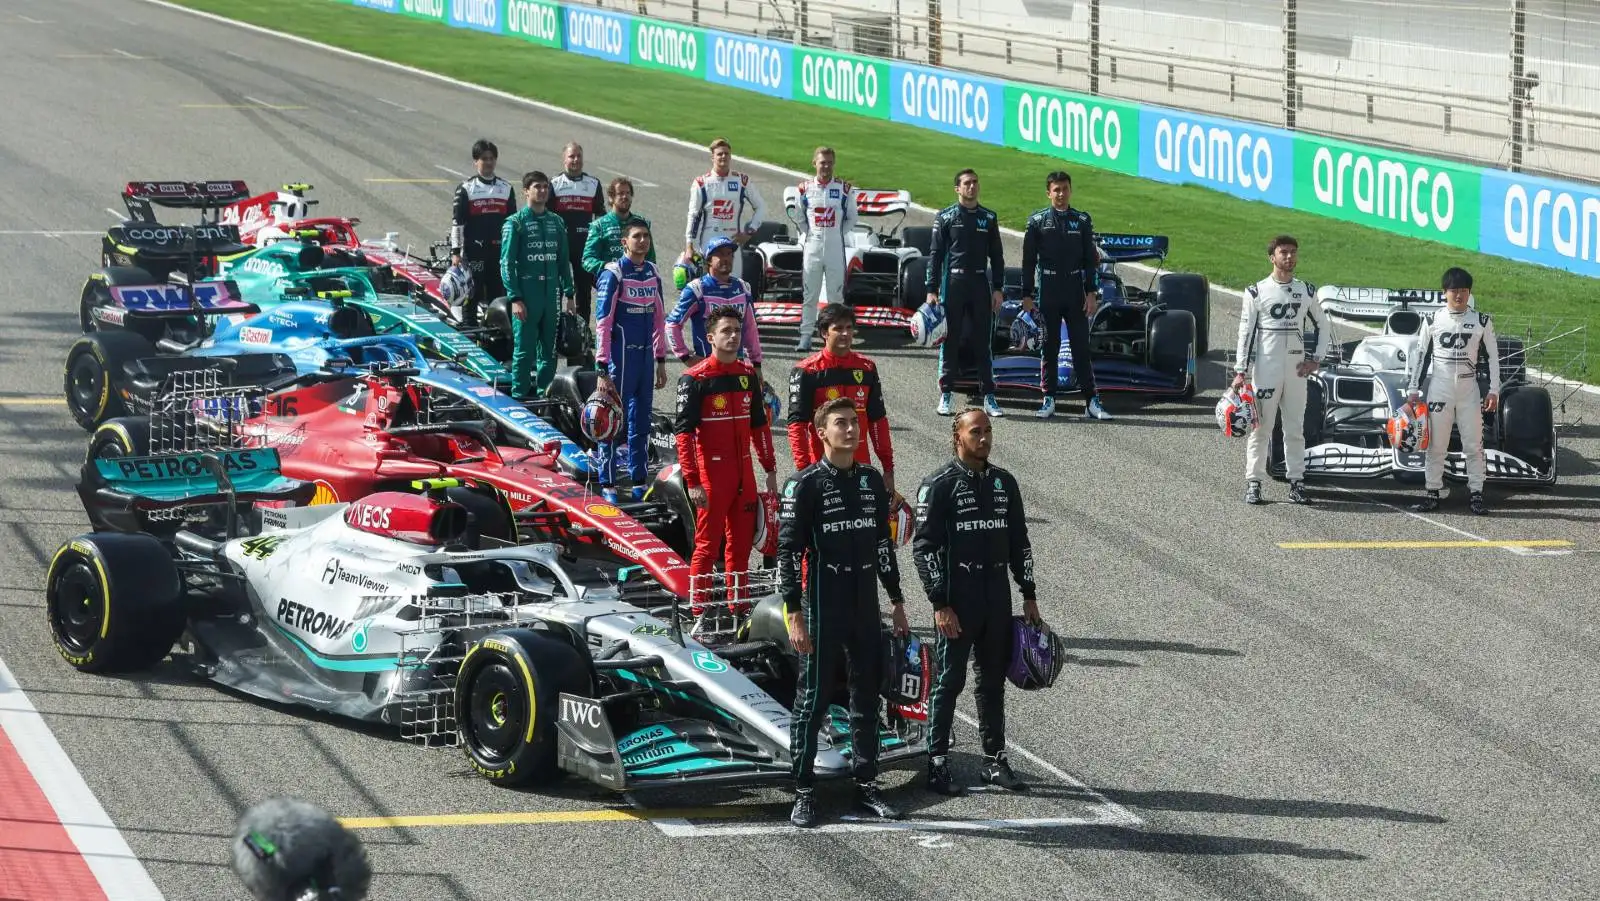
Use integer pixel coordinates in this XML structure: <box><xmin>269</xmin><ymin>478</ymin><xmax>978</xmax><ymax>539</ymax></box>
<box><xmin>908</xmin><ymin>301</ymin><xmax>947</xmax><ymax>348</ymax></box>
<box><xmin>1215</xmin><ymin>384</ymin><xmax>1258</xmax><ymax>437</ymax></box>
<box><xmin>439</xmin><ymin>264</ymin><xmax>474</xmax><ymax>309</ymax></box>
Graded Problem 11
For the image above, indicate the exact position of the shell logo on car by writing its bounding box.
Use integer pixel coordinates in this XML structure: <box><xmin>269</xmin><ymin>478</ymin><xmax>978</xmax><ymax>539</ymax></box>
<box><xmin>586</xmin><ymin>503</ymin><xmax>622</xmax><ymax>518</ymax></box>
<box><xmin>310</xmin><ymin>480</ymin><xmax>339</xmax><ymax>505</ymax></box>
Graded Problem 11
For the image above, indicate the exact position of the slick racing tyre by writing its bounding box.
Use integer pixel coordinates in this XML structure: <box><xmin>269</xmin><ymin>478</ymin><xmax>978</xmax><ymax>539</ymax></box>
<box><xmin>1499</xmin><ymin>385</ymin><xmax>1556</xmax><ymax>484</ymax></box>
<box><xmin>64</xmin><ymin>331</ymin><xmax>157</xmax><ymax>431</ymax></box>
<box><xmin>480</xmin><ymin>297</ymin><xmax>514</xmax><ymax>363</ymax></box>
<box><xmin>46</xmin><ymin>533</ymin><xmax>185</xmax><ymax>673</ymax></box>
<box><xmin>455</xmin><ymin>628</ymin><xmax>591</xmax><ymax>787</ymax></box>
<box><xmin>901</xmin><ymin>226</ymin><xmax>935</xmax><ymax>256</ymax></box>
<box><xmin>898</xmin><ymin>257</ymin><xmax>929</xmax><ymax>311</ymax></box>
<box><xmin>87</xmin><ymin>417</ymin><xmax>152</xmax><ymax>460</ymax></box>
<box><xmin>1156</xmin><ymin>273</ymin><xmax>1210</xmax><ymax>357</ymax></box>
<box><xmin>1147</xmin><ymin>309</ymin><xmax>1197</xmax><ymax>400</ymax></box>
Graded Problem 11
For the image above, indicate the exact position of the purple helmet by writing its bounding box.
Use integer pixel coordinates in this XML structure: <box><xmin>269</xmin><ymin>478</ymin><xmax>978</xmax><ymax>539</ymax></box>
<box><xmin>1006</xmin><ymin>616</ymin><xmax>1065</xmax><ymax>690</ymax></box>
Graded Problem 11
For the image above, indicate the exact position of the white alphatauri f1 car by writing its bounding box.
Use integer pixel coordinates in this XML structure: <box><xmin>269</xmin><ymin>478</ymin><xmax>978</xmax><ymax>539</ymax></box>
<box><xmin>749</xmin><ymin>188</ymin><xmax>930</xmax><ymax>329</ymax></box>
<box><xmin>47</xmin><ymin>448</ymin><xmax>929</xmax><ymax>791</ymax></box>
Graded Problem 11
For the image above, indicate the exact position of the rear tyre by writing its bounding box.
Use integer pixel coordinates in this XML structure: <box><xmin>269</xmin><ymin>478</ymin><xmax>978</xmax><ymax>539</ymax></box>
<box><xmin>87</xmin><ymin>417</ymin><xmax>152</xmax><ymax>460</ymax></box>
<box><xmin>738</xmin><ymin>247</ymin><xmax>766</xmax><ymax>298</ymax></box>
<box><xmin>45</xmin><ymin>533</ymin><xmax>185</xmax><ymax>673</ymax></box>
<box><xmin>898</xmin><ymin>257</ymin><xmax>929</xmax><ymax>311</ymax></box>
<box><xmin>1156</xmin><ymin>273</ymin><xmax>1210</xmax><ymax>357</ymax></box>
<box><xmin>64</xmin><ymin>331</ymin><xmax>157</xmax><ymax>431</ymax></box>
<box><xmin>901</xmin><ymin>226</ymin><xmax>934</xmax><ymax>256</ymax></box>
<box><xmin>1499</xmin><ymin>385</ymin><xmax>1556</xmax><ymax>483</ymax></box>
<box><xmin>456</xmin><ymin>629</ymin><xmax>592</xmax><ymax>787</ymax></box>
<box><xmin>481</xmin><ymin>297</ymin><xmax>513</xmax><ymax>362</ymax></box>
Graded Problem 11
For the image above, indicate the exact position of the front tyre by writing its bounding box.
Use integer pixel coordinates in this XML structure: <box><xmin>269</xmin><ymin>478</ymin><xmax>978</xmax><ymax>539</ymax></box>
<box><xmin>455</xmin><ymin>629</ymin><xmax>591</xmax><ymax>787</ymax></box>
<box><xmin>63</xmin><ymin>332</ymin><xmax>155</xmax><ymax>431</ymax></box>
<box><xmin>45</xmin><ymin>533</ymin><xmax>185</xmax><ymax>673</ymax></box>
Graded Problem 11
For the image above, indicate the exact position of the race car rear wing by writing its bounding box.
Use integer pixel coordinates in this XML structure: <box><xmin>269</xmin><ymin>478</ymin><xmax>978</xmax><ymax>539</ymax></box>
<box><xmin>1316</xmin><ymin>285</ymin><xmax>1468</xmax><ymax>321</ymax></box>
<box><xmin>77</xmin><ymin>447</ymin><xmax>314</xmax><ymax>535</ymax></box>
<box><xmin>121</xmin><ymin>180</ymin><xmax>252</xmax><ymax>222</ymax></box>
<box><xmin>1094</xmin><ymin>233</ymin><xmax>1169</xmax><ymax>264</ymax></box>
<box><xmin>107</xmin><ymin>280</ymin><xmax>259</xmax><ymax>318</ymax></box>
<box><xmin>107</xmin><ymin>221</ymin><xmax>246</xmax><ymax>254</ymax></box>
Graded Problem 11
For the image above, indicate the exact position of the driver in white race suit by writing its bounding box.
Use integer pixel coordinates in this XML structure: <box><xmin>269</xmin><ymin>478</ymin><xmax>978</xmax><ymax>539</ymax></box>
<box><xmin>1407</xmin><ymin>267</ymin><xmax>1500</xmax><ymax>516</ymax></box>
<box><xmin>793</xmin><ymin>146</ymin><xmax>858</xmax><ymax>352</ymax></box>
<box><xmin>684</xmin><ymin>137</ymin><xmax>767</xmax><ymax>279</ymax></box>
<box><xmin>1231</xmin><ymin>234</ymin><xmax>1331</xmax><ymax>506</ymax></box>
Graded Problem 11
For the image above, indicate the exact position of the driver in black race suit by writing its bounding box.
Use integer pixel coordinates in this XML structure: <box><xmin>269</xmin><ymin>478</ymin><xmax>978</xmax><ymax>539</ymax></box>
<box><xmin>449</xmin><ymin>139</ymin><xmax>516</xmax><ymax>325</ymax></box>
<box><xmin>779</xmin><ymin>396</ymin><xmax>909</xmax><ymax>829</ymax></box>
<box><xmin>550</xmin><ymin>141</ymin><xmax>606</xmax><ymax>321</ymax></box>
<box><xmin>913</xmin><ymin>407</ymin><xmax>1039</xmax><ymax>796</ymax></box>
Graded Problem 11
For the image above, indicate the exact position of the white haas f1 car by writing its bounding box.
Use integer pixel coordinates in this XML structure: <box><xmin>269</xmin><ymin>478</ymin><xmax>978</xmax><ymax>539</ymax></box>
<box><xmin>47</xmin><ymin>448</ymin><xmax>929</xmax><ymax>790</ymax></box>
<box><xmin>750</xmin><ymin>188</ymin><xmax>931</xmax><ymax>329</ymax></box>
<box><xmin>1268</xmin><ymin>287</ymin><xmax>1557</xmax><ymax>486</ymax></box>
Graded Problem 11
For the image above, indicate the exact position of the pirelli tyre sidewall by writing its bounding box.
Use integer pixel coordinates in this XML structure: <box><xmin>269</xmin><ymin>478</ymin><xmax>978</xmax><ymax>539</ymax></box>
<box><xmin>455</xmin><ymin>628</ymin><xmax>590</xmax><ymax>786</ymax></box>
<box><xmin>63</xmin><ymin>331</ymin><xmax>154</xmax><ymax>432</ymax></box>
<box><xmin>88</xmin><ymin>417</ymin><xmax>152</xmax><ymax>461</ymax></box>
<box><xmin>45</xmin><ymin>532</ymin><xmax>184</xmax><ymax>673</ymax></box>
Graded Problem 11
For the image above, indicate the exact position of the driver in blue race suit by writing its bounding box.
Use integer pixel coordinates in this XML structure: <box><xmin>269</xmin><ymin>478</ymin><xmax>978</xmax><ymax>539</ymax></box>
<box><xmin>593</xmin><ymin>222</ymin><xmax>668</xmax><ymax>501</ymax></box>
<box><xmin>666</xmin><ymin>237</ymin><xmax>764</xmax><ymax>374</ymax></box>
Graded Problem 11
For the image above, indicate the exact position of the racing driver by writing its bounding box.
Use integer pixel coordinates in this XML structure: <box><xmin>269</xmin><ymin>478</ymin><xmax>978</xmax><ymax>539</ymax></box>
<box><xmin>593</xmin><ymin>222</ymin><xmax>669</xmax><ymax>501</ymax></box>
<box><xmin>449</xmin><ymin>139</ymin><xmax>516</xmax><ymax>324</ymax></box>
<box><xmin>914</xmin><ymin>407</ymin><xmax>1038</xmax><ymax>795</ymax></box>
<box><xmin>787</xmin><ymin>303</ymin><xmax>894</xmax><ymax>496</ymax></box>
<box><xmin>926</xmin><ymin>169</ymin><xmax>1007</xmax><ymax>419</ymax></box>
<box><xmin>499</xmin><ymin>171</ymin><xmax>575</xmax><ymax>399</ymax></box>
<box><xmin>1231</xmin><ymin>234</ymin><xmax>1331</xmax><ymax>505</ymax></box>
<box><xmin>551</xmin><ymin>142</ymin><xmax>607</xmax><ymax>321</ymax></box>
<box><xmin>582</xmin><ymin>177</ymin><xmax>655</xmax><ymax>279</ymax></box>
<box><xmin>683</xmin><ymin>138</ymin><xmax>767</xmax><ymax>279</ymax></box>
<box><xmin>793</xmin><ymin>146</ymin><xmax>858</xmax><ymax>351</ymax></box>
<box><xmin>673</xmin><ymin>307</ymin><xmax>779</xmax><ymax>605</ymax></box>
<box><xmin>779</xmin><ymin>396</ymin><xmax>909</xmax><ymax>828</ymax></box>
<box><xmin>666</xmin><ymin>237</ymin><xmax>763</xmax><ymax>371</ymax></box>
<box><xmin>1407</xmin><ymin>266</ymin><xmax>1500</xmax><ymax>515</ymax></box>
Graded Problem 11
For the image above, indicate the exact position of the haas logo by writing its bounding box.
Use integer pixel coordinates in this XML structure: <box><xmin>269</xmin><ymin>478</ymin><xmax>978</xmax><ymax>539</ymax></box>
<box><xmin>811</xmin><ymin>208</ymin><xmax>837</xmax><ymax>228</ymax></box>
<box><xmin>710</xmin><ymin>199</ymin><xmax>735</xmax><ymax>220</ymax></box>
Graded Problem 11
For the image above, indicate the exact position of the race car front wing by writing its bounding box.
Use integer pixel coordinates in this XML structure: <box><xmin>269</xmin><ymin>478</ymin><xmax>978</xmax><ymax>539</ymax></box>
<box><xmin>1302</xmin><ymin>443</ymin><xmax>1556</xmax><ymax>485</ymax></box>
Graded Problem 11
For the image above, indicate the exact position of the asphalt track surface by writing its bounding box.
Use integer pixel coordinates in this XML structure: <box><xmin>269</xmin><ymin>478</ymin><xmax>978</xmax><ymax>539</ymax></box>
<box><xmin>1</xmin><ymin>1</ymin><xmax>1598</xmax><ymax>899</ymax></box>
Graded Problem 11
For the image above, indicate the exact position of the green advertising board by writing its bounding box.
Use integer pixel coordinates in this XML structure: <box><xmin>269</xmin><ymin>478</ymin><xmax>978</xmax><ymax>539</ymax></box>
<box><xmin>631</xmin><ymin>19</ymin><xmax>705</xmax><ymax>78</ymax></box>
<box><xmin>1293</xmin><ymin>134</ymin><xmax>1481</xmax><ymax>248</ymax></box>
<box><xmin>397</xmin><ymin>0</ymin><xmax>447</xmax><ymax>23</ymax></box>
<box><xmin>1003</xmin><ymin>84</ymin><xmax>1140</xmax><ymax>175</ymax></box>
<box><xmin>504</xmin><ymin>0</ymin><xmax>562</xmax><ymax>48</ymax></box>
<box><xmin>792</xmin><ymin>46</ymin><xmax>890</xmax><ymax>120</ymax></box>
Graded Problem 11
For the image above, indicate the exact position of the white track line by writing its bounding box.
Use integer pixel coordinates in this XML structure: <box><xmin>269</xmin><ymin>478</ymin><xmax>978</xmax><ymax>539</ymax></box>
<box><xmin>1326</xmin><ymin>485</ymin><xmax>1572</xmax><ymax>558</ymax></box>
<box><xmin>0</xmin><ymin>656</ymin><xmax>166</xmax><ymax>900</ymax></box>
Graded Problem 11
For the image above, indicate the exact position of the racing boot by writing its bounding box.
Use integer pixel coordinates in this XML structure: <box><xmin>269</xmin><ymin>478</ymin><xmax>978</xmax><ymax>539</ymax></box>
<box><xmin>1411</xmin><ymin>490</ymin><xmax>1442</xmax><ymax>512</ymax></box>
<box><xmin>1084</xmin><ymin>395</ymin><xmax>1113</xmax><ymax>421</ymax></box>
<box><xmin>1469</xmin><ymin>491</ymin><xmax>1488</xmax><ymax>515</ymax></box>
<box><xmin>856</xmin><ymin>782</ymin><xmax>903</xmax><ymax>821</ymax></box>
<box><xmin>927</xmin><ymin>756</ymin><xmax>963</xmax><ymax>797</ymax></box>
<box><xmin>1036</xmin><ymin>397</ymin><xmax>1056</xmax><ymax>419</ymax></box>
<box><xmin>983</xmin><ymin>394</ymin><xmax>1005</xmax><ymax>418</ymax></box>
<box><xmin>980</xmin><ymin>753</ymin><xmax>1029</xmax><ymax>792</ymax></box>
<box><xmin>1245</xmin><ymin>481</ymin><xmax>1264</xmax><ymax>505</ymax></box>
<box><xmin>790</xmin><ymin>789</ymin><xmax>819</xmax><ymax>829</ymax></box>
<box><xmin>936</xmin><ymin>392</ymin><xmax>954</xmax><ymax>416</ymax></box>
<box><xmin>1287</xmin><ymin>480</ymin><xmax>1308</xmax><ymax>504</ymax></box>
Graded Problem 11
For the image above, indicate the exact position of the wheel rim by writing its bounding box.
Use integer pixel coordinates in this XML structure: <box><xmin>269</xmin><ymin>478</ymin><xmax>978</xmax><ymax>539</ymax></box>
<box><xmin>67</xmin><ymin>353</ymin><xmax>107</xmax><ymax>420</ymax></box>
<box><xmin>51</xmin><ymin>562</ymin><xmax>104</xmax><ymax>655</ymax></box>
<box><xmin>92</xmin><ymin>435</ymin><xmax>128</xmax><ymax>460</ymax></box>
<box><xmin>463</xmin><ymin>662</ymin><xmax>528</xmax><ymax>765</ymax></box>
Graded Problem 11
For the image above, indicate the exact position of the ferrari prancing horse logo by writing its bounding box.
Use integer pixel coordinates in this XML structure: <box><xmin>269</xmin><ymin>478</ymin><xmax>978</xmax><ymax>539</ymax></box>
<box><xmin>853</xmin><ymin>370</ymin><xmax>864</xmax><ymax>384</ymax></box>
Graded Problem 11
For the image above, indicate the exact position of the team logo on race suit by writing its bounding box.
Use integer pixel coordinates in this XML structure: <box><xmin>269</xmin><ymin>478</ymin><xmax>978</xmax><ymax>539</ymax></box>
<box><xmin>813</xmin><ymin>208</ymin><xmax>837</xmax><ymax>228</ymax></box>
<box><xmin>826</xmin><ymin>387</ymin><xmax>841</xmax><ymax>400</ymax></box>
<box><xmin>713</xmin><ymin>395</ymin><xmax>728</xmax><ymax>410</ymax></box>
<box><xmin>852</xmin><ymin>370</ymin><xmax>864</xmax><ymax>384</ymax></box>
<box><xmin>711</xmin><ymin>199</ymin><xmax>735</xmax><ymax>220</ymax></box>
<box><xmin>739</xmin><ymin>376</ymin><xmax>750</xmax><ymax>389</ymax></box>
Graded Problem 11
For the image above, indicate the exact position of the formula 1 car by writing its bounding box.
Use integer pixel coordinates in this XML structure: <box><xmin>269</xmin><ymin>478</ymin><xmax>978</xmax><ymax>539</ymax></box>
<box><xmin>1266</xmin><ymin>290</ymin><xmax>1556</xmax><ymax>485</ymax></box>
<box><xmin>46</xmin><ymin>448</ymin><xmax>930</xmax><ymax>790</ymax></box>
<box><xmin>749</xmin><ymin>189</ymin><xmax>928</xmax><ymax>330</ymax></box>
<box><xmin>87</xmin><ymin>364</ymin><xmax>701</xmax><ymax>608</ymax></box>
<box><xmin>944</xmin><ymin>234</ymin><xmax>1207</xmax><ymax>400</ymax></box>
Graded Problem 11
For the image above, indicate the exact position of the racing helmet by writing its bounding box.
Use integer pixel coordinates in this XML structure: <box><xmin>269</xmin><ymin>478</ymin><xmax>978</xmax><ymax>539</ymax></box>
<box><xmin>1387</xmin><ymin>399</ymin><xmax>1431</xmax><ymax>453</ymax></box>
<box><xmin>580</xmin><ymin>387</ymin><xmax>623</xmax><ymax>444</ymax></box>
<box><xmin>673</xmin><ymin>254</ymin><xmax>703</xmax><ymax>292</ymax></box>
<box><xmin>439</xmin><ymin>264</ymin><xmax>474</xmax><ymax>308</ymax></box>
<box><xmin>908</xmin><ymin>301</ymin><xmax>947</xmax><ymax>348</ymax></box>
<box><xmin>1215</xmin><ymin>384</ymin><xmax>1258</xmax><ymax>437</ymax></box>
<box><xmin>556</xmin><ymin>310</ymin><xmax>591</xmax><ymax>360</ymax></box>
<box><xmin>1006</xmin><ymin>616</ymin><xmax>1066</xmax><ymax>691</ymax></box>
<box><xmin>881</xmin><ymin>628</ymin><xmax>931</xmax><ymax>706</ymax></box>
<box><xmin>886</xmin><ymin>493</ymin><xmax>915</xmax><ymax>547</ymax></box>
<box><xmin>751</xmin><ymin>490</ymin><xmax>780</xmax><ymax>560</ymax></box>
<box><xmin>1009</xmin><ymin>309</ymin><xmax>1042</xmax><ymax>353</ymax></box>
<box><xmin>761</xmin><ymin>380</ymin><xmax>782</xmax><ymax>424</ymax></box>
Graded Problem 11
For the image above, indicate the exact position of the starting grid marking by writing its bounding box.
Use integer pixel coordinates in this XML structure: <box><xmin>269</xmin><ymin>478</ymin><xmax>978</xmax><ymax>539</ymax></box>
<box><xmin>1280</xmin><ymin>539</ymin><xmax>1574</xmax><ymax>550</ymax></box>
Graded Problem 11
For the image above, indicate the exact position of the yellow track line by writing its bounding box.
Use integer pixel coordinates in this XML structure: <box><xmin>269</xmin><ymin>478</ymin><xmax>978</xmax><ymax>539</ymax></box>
<box><xmin>338</xmin><ymin>806</ymin><xmax>756</xmax><ymax>830</ymax></box>
<box><xmin>0</xmin><ymin>398</ymin><xmax>66</xmax><ymax>405</ymax></box>
<box><xmin>1278</xmin><ymin>539</ymin><xmax>1572</xmax><ymax>550</ymax></box>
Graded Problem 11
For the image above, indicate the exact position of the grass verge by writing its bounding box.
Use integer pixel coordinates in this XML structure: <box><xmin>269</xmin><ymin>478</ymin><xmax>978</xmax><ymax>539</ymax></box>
<box><xmin>166</xmin><ymin>0</ymin><xmax>1597</xmax><ymax>383</ymax></box>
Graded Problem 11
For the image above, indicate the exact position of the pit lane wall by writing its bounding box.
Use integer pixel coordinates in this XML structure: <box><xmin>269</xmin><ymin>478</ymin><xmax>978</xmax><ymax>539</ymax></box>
<box><xmin>352</xmin><ymin>0</ymin><xmax>1600</xmax><ymax>281</ymax></box>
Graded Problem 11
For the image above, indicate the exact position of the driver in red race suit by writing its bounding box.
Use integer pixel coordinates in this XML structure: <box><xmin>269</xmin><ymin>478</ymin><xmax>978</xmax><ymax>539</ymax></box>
<box><xmin>786</xmin><ymin>303</ymin><xmax>895</xmax><ymax>496</ymax></box>
<box><xmin>674</xmin><ymin>306</ymin><xmax>779</xmax><ymax>611</ymax></box>
<box><xmin>550</xmin><ymin>141</ymin><xmax>607</xmax><ymax>321</ymax></box>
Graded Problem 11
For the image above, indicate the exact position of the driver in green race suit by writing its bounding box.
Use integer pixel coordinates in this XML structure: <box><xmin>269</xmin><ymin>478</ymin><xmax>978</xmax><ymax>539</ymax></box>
<box><xmin>582</xmin><ymin>176</ymin><xmax>656</xmax><ymax>279</ymax></box>
<box><xmin>500</xmin><ymin>171</ymin><xmax>575</xmax><ymax>398</ymax></box>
